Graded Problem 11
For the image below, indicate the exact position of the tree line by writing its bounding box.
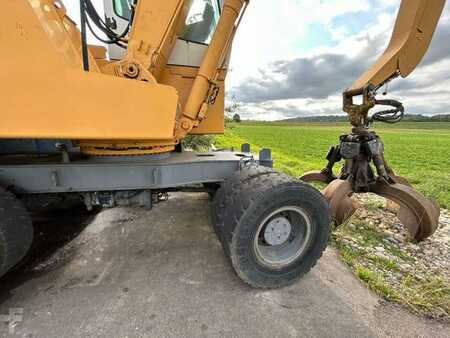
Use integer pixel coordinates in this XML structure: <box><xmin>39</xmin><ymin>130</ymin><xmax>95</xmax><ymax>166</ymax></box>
<box><xmin>279</xmin><ymin>114</ymin><xmax>450</xmax><ymax>123</ymax></box>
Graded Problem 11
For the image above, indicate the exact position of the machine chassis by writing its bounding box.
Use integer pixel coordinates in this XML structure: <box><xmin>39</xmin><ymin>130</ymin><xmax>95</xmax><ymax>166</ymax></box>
<box><xmin>0</xmin><ymin>146</ymin><xmax>272</xmax><ymax>207</ymax></box>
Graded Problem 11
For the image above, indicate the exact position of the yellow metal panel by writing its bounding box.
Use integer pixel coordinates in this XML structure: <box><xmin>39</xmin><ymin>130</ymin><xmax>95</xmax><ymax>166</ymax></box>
<box><xmin>160</xmin><ymin>66</ymin><xmax>224</xmax><ymax>134</ymax></box>
<box><xmin>89</xmin><ymin>45</ymin><xmax>107</xmax><ymax>60</ymax></box>
<box><xmin>192</xmin><ymin>82</ymin><xmax>225</xmax><ymax>135</ymax></box>
<box><xmin>2</xmin><ymin>70</ymin><xmax>179</xmax><ymax>140</ymax></box>
<box><xmin>1</xmin><ymin>0</ymin><xmax>178</xmax><ymax>141</ymax></box>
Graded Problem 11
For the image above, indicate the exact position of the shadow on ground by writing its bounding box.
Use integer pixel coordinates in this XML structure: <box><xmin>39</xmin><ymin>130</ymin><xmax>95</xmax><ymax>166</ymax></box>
<box><xmin>0</xmin><ymin>206</ymin><xmax>99</xmax><ymax>302</ymax></box>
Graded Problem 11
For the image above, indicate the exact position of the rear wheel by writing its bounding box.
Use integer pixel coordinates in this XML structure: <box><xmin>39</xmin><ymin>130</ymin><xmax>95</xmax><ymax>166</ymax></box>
<box><xmin>0</xmin><ymin>188</ymin><xmax>33</xmax><ymax>278</ymax></box>
<box><xmin>212</xmin><ymin>168</ymin><xmax>331</xmax><ymax>288</ymax></box>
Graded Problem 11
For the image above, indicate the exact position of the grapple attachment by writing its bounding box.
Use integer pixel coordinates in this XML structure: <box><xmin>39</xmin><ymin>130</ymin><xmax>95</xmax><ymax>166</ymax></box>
<box><xmin>302</xmin><ymin>0</ymin><xmax>445</xmax><ymax>242</ymax></box>
<box><xmin>301</xmin><ymin>129</ymin><xmax>440</xmax><ymax>241</ymax></box>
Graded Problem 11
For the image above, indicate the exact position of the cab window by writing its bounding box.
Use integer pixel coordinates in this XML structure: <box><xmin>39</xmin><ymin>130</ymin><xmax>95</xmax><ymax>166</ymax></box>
<box><xmin>113</xmin><ymin>0</ymin><xmax>133</xmax><ymax>20</ymax></box>
<box><xmin>181</xmin><ymin>0</ymin><xmax>221</xmax><ymax>45</ymax></box>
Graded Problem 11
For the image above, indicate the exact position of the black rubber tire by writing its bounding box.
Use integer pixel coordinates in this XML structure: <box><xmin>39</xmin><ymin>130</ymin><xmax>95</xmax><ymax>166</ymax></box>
<box><xmin>218</xmin><ymin>169</ymin><xmax>331</xmax><ymax>288</ymax></box>
<box><xmin>0</xmin><ymin>188</ymin><xmax>34</xmax><ymax>278</ymax></box>
<box><xmin>211</xmin><ymin>166</ymin><xmax>276</xmax><ymax>242</ymax></box>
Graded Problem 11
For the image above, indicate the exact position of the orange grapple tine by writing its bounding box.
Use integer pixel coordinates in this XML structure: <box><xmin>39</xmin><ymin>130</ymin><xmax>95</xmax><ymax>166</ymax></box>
<box><xmin>322</xmin><ymin>179</ymin><xmax>359</xmax><ymax>226</ymax></box>
<box><xmin>371</xmin><ymin>180</ymin><xmax>440</xmax><ymax>241</ymax></box>
<box><xmin>385</xmin><ymin>174</ymin><xmax>412</xmax><ymax>212</ymax></box>
<box><xmin>300</xmin><ymin>171</ymin><xmax>334</xmax><ymax>184</ymax></box>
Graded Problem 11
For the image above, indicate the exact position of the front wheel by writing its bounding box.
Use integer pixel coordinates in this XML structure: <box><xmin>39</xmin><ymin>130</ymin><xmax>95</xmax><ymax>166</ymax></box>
<box><xmin>214</xmin><ymin>169</ymin><xmax>331</xmax><ymax>288</ymax></box>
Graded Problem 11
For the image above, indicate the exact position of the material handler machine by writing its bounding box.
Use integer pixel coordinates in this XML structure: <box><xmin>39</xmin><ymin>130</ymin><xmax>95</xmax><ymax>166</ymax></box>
<box><xmin>0</xmin><ymin>0</ymin><xmax>445</xmax><ymax>287</ymax></box>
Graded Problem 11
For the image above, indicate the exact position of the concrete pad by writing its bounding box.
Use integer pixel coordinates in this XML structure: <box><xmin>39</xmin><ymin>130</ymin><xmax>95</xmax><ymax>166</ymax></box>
<box><xmin>0</xmin><ymin>193</ymin><xmax>448</xmax><ymax>337</ymax></box>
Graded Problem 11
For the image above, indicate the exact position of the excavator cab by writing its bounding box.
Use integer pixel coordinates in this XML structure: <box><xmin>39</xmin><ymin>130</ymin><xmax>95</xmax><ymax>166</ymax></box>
<box><xmin>106</xmin><ymin>0</ymin><xmax>223</xmax><ymax>61</ymax></box>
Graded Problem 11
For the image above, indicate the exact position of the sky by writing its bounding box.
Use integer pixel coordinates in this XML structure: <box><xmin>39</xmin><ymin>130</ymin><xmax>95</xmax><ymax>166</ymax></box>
<box><xmin>65</xmin><ymin>0</ymin><xmax>450</xmax><ymax>120</ymax></box>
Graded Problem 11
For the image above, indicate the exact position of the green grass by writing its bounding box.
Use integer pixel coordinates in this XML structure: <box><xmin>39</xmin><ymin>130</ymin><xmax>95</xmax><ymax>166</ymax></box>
<box><xmin>355</xmin><ymin>266</ymin><xmax>400</xmax><ymax>301</ymax></box>
<box><xmin>215</xmin><ymin>121</ymin><xmax>450</xmax><ymax>208</ymax></box>
<box><xmin>333</xmin><ymin>220</ymin><xmax>449</xmax><ymax>319</ymax></box>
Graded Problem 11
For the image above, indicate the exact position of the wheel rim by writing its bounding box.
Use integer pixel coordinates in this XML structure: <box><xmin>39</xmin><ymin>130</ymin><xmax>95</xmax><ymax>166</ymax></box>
<box><xmin>253</xmin><ymin>206</ymin><xmax>313</xmax><ymax>268</ymax></box>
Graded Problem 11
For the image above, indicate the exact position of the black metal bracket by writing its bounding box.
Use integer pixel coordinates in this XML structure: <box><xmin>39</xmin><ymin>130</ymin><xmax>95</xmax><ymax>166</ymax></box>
<box><xmin>317</xmin><ymin>128</ymin><xmax>395</xmax><ymax>192</ymax></box>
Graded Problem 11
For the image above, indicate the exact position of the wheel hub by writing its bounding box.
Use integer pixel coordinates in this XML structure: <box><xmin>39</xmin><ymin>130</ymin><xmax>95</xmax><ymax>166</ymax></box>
<box><xmin>264</xmin><ymin>216</ymin><xmax>292</xmax><ymax>245</ymax></box>
<box><xmin>254</xmin><ymin>206</ymin><xmax>312</xmax><ymax>268</ymax></box>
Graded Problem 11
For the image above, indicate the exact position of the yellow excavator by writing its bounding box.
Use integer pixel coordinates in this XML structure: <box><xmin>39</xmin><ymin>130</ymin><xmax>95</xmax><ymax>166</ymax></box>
<box><xmin>0</xmin><ymin>0</ymin><xmax>445</xmax><ymax>287</ymax></box>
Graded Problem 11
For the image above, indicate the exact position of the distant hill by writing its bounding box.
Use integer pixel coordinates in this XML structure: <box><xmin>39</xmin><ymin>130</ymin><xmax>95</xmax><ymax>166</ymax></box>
<box><xmin>279</xmin><ymin>114</ymin><xmax>450</xmax><ymax>123</ymax></box>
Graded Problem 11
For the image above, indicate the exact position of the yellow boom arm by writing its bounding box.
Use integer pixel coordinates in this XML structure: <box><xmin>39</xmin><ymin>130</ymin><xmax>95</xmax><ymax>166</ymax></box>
<box><xmin>344</xmin><ymin>0</ymin><xmax>446</xmax><ymax>126</ymax></box>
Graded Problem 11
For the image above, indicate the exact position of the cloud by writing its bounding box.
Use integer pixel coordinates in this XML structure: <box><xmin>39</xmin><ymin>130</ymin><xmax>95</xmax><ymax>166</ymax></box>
<box><xmin>233</xmin><ymin>15</ymin><xmax>389</xmax><ymax>103</ymax></box>
<box><xmin>226</xmin><ymin>0</ymin><xmax>373</xmax><ymax>88</ymax></box>
<box><xmin>235</xmin><ymin>50</ymin><xmax>371</xmax><ymax>103</ymax></box>
<box><xmin>231</xmin><ymin>2</ymin><xmax>450</xmax><ymax>119</ymax></box>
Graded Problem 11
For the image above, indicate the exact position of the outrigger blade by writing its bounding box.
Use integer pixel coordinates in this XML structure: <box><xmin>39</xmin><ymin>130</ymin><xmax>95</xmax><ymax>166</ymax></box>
<box><xmin>301</xmin><ymin>130</ymin><xmax>440</xmax><ymax>241</ymax></box>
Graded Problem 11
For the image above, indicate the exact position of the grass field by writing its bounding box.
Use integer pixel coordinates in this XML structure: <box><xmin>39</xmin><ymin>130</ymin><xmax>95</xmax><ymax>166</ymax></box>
<box><xmin>215</xmin><ymin>121</ymin><xmax>450</xmax><ymax>208</ymax></box>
